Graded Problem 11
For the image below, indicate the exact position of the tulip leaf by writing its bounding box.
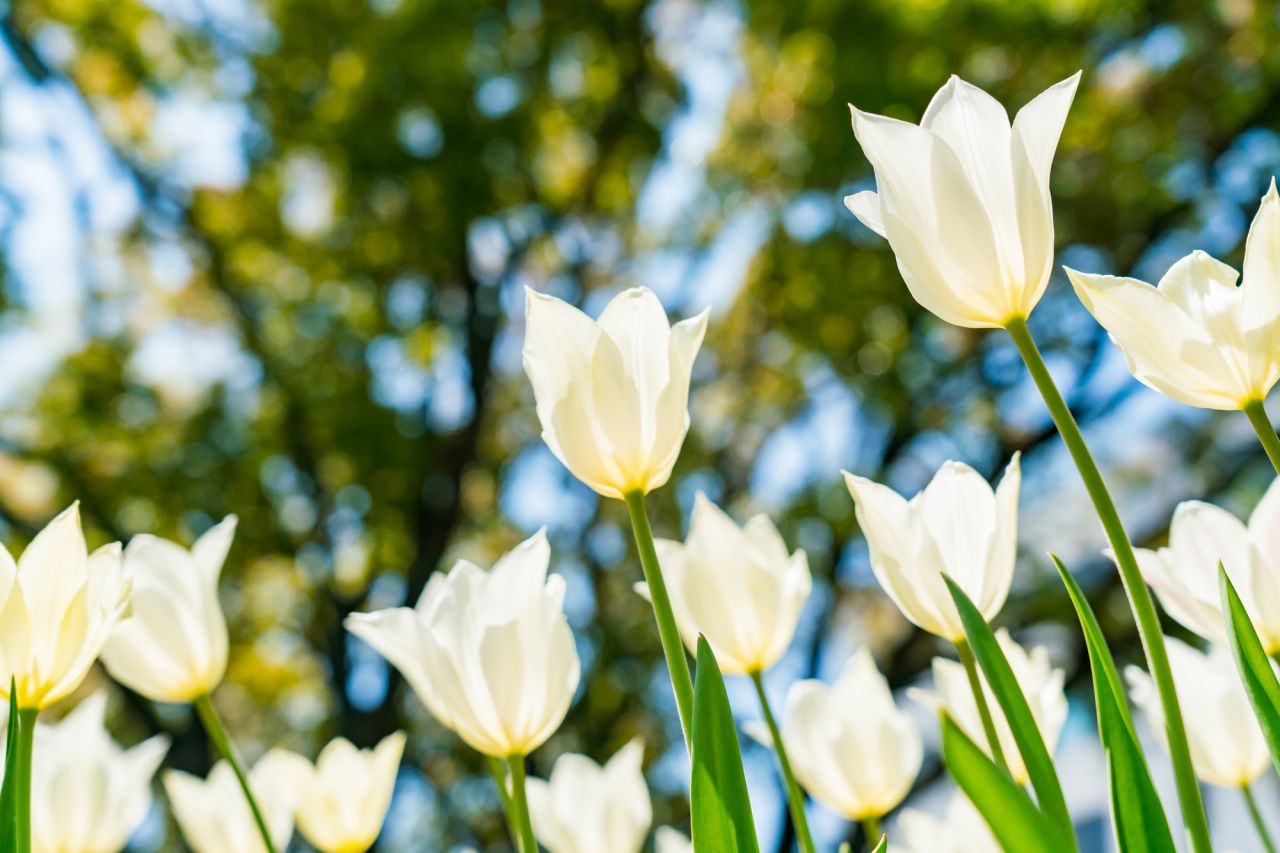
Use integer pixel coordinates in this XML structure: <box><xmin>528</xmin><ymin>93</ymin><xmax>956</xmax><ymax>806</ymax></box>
<box><xmin>1053</xmin><ymin>555</ymin><xmax>1173</xmax><ymax>852</ymax></box>
<box><xmin>0</xmin><ymin>680</ymin><xmax>18</xmax><ymax>851</ymax></box>
<box><xmin>940</xmin><ymin>713</ymin><xmax>1067</xmax><ymax>853</ymax></box>
<box><xmin>1221</xmin><ymin>565</ymin><xmax>1280</xmax><ymax>776</ymax></box>
<box><xmin>691</xmin><ymin>636</ymin><xmax>760</xmax><ymax>853</ymax></box>
<box><xmin>869</xmin><ymin>836</ymin><xmax>887</xmax><ymax>853</ymax></box>
<box><xmin>943</xmin><ymin>575</ymin><xmax>1075</xmax><ymax>845</ymax></box>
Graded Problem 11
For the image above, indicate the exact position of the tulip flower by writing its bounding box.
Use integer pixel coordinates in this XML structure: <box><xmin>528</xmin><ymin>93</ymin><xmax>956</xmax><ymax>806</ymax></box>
<box><xmin>650</xmin><ymin>493</ymin><xmax>811</xmax><ymax>675</ymax></box>
<box><xmin>345</xmin><ymin>528</ymin><xmax>579</xmax><ymax>759</ymax></box>
<box><xmin>279</xmin><ymin>732</ymin><xmax>406</xmax><ymax>853</ymax></box>
<box><xmin>1130</xmin><ymin>484</ymin><xmax>1280</xmax><ymax>653</ymax></box>
<box><xmin>655</xmin><ymin>828</ymin><xmax>693</xmax><ymax>853</ymax></box>
<box><xmin>845</xmin><ymin>73</ymin><xmax>1080</xmax><ymax>328</ymax></box>
<box><xmin>101</xmin><ymin>516</ymin><xmax>237</xmax><ymax>703</ymax></box>
<box><xmin>526</xmin><ymin>739</ymin><xmax>652</xmax><ymax>853</ymax></box>
<box><xmin>522</xmin><ymin>286</ymin><xmax>709</xmax><ymax>500</ymax></box>
<box><xmin>30</xmin><ymin>692</ymin><xmax>169</xmax><ymax>853</ymax></box>
<box><xmin>0</xmin><ymin>503</ymin><xmax>129</xmax><ymax>709</ymax></box>
<box><xmin>897</xmin><ymin>793</ymin><xmax>999</xmax><ymax>853</ymax></box>
<box><xmin>1066</xmin><ymin>182</ymin><xmax>1280</xmax><ymax>413</ymax></box>
<box><xmin>164</xmin><ymin>751</ymin><xmax>297</xmax><ymax>853</ymax></box>
<box><xmin>782</xmin><ymin>649</ymin><xmax>921</xmax><ymax>822</ymax></box>
<box><xmin>912</xmin><ymin>630</ymin><xmax>1066</xmax><ymax>785</ymax></box>
<box><xmin>843</xmin><ymin>457</ymin><xmax>1020</xmax><ymax>643</ymax></box>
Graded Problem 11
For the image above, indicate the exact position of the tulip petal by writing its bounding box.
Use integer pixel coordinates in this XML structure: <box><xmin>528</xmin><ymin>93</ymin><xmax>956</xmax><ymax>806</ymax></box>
<box><xmin>843</xmin><ymin>190</ymin><xmax>886</xmax><ymax>237</ymax></box>
<box><xmin>1242</xmin><ymin>179</ymin><xmax>1280</xmax><ymax>397</ymax></box>
<box><xmin>191</xmin><ymin>515</ymin><xmax>238</xmax><ymax>583</ymax></box>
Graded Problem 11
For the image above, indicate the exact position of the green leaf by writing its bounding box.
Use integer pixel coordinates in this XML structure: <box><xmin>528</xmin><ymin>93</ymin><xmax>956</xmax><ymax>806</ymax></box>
<box><xmin>1054</xmin><ymin>555</ymin><xmax>1173</xmax><ymax>852</ymax></box>
<box><xmin>0</xmin><ymin>680</ymin><xmax>18</xmax><ymax>852</ymax></box>
<box><xmin>691</xmin><ymin>636</ymin><xmax>760</xmax><ymax>853</ymax></box>
<box><xmin>940</xmin><ymin>713</ymin><xmax>1067</xmax><ymax>853</ymax></box>
<box><xmin>1221</xmin><ymin>565</ymin><xmax>1280</xmax><ymax>776</ymax></box>
<box><xmin>869</xmin><ymin>835</ymin><xmax>887</xmax><ymax>853</ymax></box>
<box><xmin>943</xmin><ymin>575</ymin><xmax>1074</xmax><ymax>844</ymax></box>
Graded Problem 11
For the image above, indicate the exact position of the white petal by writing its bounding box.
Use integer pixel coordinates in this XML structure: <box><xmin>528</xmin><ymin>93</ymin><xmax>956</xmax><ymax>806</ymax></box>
<box><xmin>844</xmin><ymin>190</ymin><xmax>886</xmax><ymax>237</ymax></box>
<box><xmin>1242</xmin><ymin>179</ymin><xmax>1280</xmax><ymax>399</ymax></box>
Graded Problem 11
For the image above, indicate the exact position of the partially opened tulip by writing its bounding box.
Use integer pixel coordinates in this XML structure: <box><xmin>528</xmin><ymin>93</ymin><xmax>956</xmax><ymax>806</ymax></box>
<box><xmin>782</xmin><ymin>649</ymin><xmax>921</xmax><ymax>823</ymax></box>
<box><xmin>1127</xmin><ymin>638</ymin><xmax>1269</xmax><ymax>789</ymax></box>
<box><xmin>164</xmin><ymin>751</ymin><xmax>297</xmax><ymax>853</ymax></box>
<box><xmin>30</xmin><ymin>692</ymin><xmax>169</xmax><ymax>853</ymax></box>
<box><xmin>102</xmin><ymin>516</ymin><xmax>237</xmax><ymax>703</ymax></box>
<box><xmin>846</xmin><ymin>73</ymin><xmax>1080</xmax><ymax>328</ymax></box>
<box><xmin>279</xmin><ymin>731</ymin><xmax>405</xmax><ymax>853</ymax></box>
<box><xmin>526</xmin><ymin>739</ymin><xmax>651</xmax><ymax>853</ymax></box>
<box><xmin>1131</xmin><ymin>484</ymin><xmax>1280</xmax><ymax>653</ymax></box>
<box><xmin>912</xmin><ymin>629</ymin><xmax>1067</xmax><ymax>785</ymax></box>
<box><xmin>897</xmin><ymin>792</ymin><xmax>999</xmax><ymax>853</ymax></box>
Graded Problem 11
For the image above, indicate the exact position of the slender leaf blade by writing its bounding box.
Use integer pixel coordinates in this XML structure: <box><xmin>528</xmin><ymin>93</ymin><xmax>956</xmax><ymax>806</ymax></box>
<box><xmin>691</xmin><ymin>636</ymin><xmax>760</xmax><ymax>853</ymax></box>
<box><xmin>940</xmin><ymin>713</ymin><xmax>1066</xmax><ymax>853</ymax></box>
<box><xmin>944</xmin><ymin>575</ymin><xmax>1074</xmax><ymax>844</ymax></box>
<box><xmin>1221</xmin><ymin>565</ymin><xmax>1280</xmax><ymax>776</ymax></box>
<box><xmin>0</xmin><ymin>680</ymin><xmax>18</xmax><ymax>851</ymax></box>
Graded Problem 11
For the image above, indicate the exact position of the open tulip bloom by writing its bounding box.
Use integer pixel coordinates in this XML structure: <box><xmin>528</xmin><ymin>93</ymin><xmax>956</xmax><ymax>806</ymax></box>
<box><xmin>526</xmin><ymin>738</ymin><xmax>652</xmax><ymax>853</ymax></box>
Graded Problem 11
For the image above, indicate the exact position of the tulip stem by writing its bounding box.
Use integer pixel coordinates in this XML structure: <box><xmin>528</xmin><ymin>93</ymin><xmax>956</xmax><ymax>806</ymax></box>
<box><xmin>11</xmin><ymin>707</ymin><xmax>36</xmax><ymax>853</ymax></box>
<box><xmin>193</xmin><ymin>694</ymin><xmax>278</xmax><ymax>853</ymax></box>
<box><xmin>860</xmin><ymin>814</ymin><xmax>883</xmax><ymax>850</ymax></box>
<box><xmin>750</xmin><ymin>670</ymin><xmax>816</xmax><ymax>853</ymax></box>
<box><xmin>1243</xmin><ymin>398</ymin><xmax>1280</xmax><ymax>477</ymax></box>
<box><xmin>486</xmin><ymin>756</ymin><xmax>519</xmax><ymax>843</ymax></box>
<box><xmin>623</xmin><ymin>490</ymin><xmax>695</xmax><ymax>749</ymax></box>
<box><xmin>1244</xmin><ymin>783</ymin><xmax>1278</xmax><ymax>853</ymax></box>
<box><xmin>505</xmin><ymin>754</ymin><xmax>539</xmax><ymax>853</ymax></box>
<box><xmin>954</xmin><ymin>639</ymin><xmax>1010</xmax><ymax>773</ymax></box>
<box><xmin>1004</xmin><ymin>315</ymin><xmax>1212</xmax><ymax>852</ymax></box>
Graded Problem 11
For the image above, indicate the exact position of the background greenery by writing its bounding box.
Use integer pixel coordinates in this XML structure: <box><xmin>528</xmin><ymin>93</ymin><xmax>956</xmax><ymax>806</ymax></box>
<box><xmin>1</xmin><ymin>0</ymin><xmax>1279</xmax><ymax>849</ymax></box>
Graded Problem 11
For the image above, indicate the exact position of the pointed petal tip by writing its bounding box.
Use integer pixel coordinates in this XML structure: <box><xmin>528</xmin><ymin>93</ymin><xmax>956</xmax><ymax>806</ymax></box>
<box><xmin>1265</xmin><ymin>176</ymin><xmax>1279</xmax><ymax>202</ymax></box>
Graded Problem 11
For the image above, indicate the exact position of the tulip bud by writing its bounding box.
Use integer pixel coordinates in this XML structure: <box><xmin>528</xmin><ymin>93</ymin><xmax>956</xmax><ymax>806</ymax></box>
<box><xmin>101</xmin><ymin>516</ymin><xmax>237</xmax><ymax>703</ymax></box>
<box><xmin>846</xmin><ymin>73</ymin><xmax>1080</xmax><ymax>328</ymax></box>
<box><xmin>1127</xmin><ymin>638</ymin><xmax>1269</xmax><ymax>788</ymax></box>
<box><xmin>345</xmin><ymin>528</ymin><xmax>579</xmax><ymax>758</ymax></box>
<box><xmin>527</xmin><ymin>739</ymin><xmax>652</xmax><ymax>853</ymax></box>
<box><xmin>0</xmin><ymin>504</ymin><xmax>130</xmax><ymax>709</ymax></box>
<box><xmin>843</xmin><ymin>457</ymin><xmax>1020</xmax><ymax>642</ymax></box>
<box><xmin>30</xmin><ymin>692</ymin><xmax>169</xmax><ymax>853</ymax></box>
<box><xmin>279</xmin><ymin>732</ymin><xmax>405</xmax><ymax>853</ymax></box>
<box><xmin>1067</xmin><ymin>180</ymin><xmax>1280</xmax><ymax>410</ymax></box>
<box><xmin>164</xmin><ymin>751</ymin><xmax>296</xmax><ymax>853</ymax></box>
<box><xmin>648</xmin><ymin>493</ymin><xmax>811</xmax><ymax>675</ymax></box>
<box><xmin>911</xmin><ymin>630</ymin><xmax>1066</xmax><ymax>785</ymax></box>
<box><xmin>522</xmin><ymin>286</ymin><xmax>709</xmax><ymax>499</ymax></box>
<box><xmin>782</xmin><ymin>649</ymin><xmax>921</xmax><ymax>820</ymax></box>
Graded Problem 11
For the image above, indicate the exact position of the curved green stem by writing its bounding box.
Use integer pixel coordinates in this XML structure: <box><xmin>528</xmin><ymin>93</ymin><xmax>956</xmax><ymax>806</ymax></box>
<box><xmin>750</xmin><ymin>670</ymin><xmax>815</xmax><ymax>853</ymax></box>
<box><xmin>860</xmin><ymin>814</ymin><xmax>883</xmax><ymax>851</ymax></box>
<box><xmin>623</xmin><ymin>490</ymin><xmax>694</xmax><ymax>749</ymax></box>
<box><xmin>1244</xmin><ymin>783</ymin><xmax>1277</xmax><ymax>853</ymax></box>
<box><xmin>1005</xmin><ymin>315</ymin><xmax>1211</xmax><ymax>852</ymax></box>
<box><xmin>486</xmin><ymin>756</ymin><xmax>519</xmax><ymax>843</ymax></box>
<box><xmin>955</xmin><ymin>639</ymin><xmax>1010</xmax><ymax>773</ymax></box>
<box><xmin>505</xmin><ymin>754</ymin><xmax>539</xmax><ymax>853</ymax></box>
<box><xmin>1243</xmin><ymin>399</ymin><xmax>1280</xmax><ymax>477</ymax></box>
<box><xmin>193</xmin><ymin>694</ymin><xmax>278</xmax><ymax>853</ymax></box>
<box><xmin>12</xmin><ymin>707</ymin><xmax>36</xmax><ymax>853</ymax></box>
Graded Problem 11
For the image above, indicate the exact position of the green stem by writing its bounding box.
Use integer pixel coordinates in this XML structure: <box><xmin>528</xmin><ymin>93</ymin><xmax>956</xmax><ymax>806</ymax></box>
<box><xmin>486</xmin><ymin>756</ymin><xmax>519</xmax><ymax>843</ymax></box>
<box><xmin>860</xmin><ymin>814</ymin><xmax>883</xmax><ymax>850</ymax></box>
<box><xmin>505</xmin><ymin>754</ymin><xmax>539</xmax><ymax>853</ymax></box>
<box><xmin>1005</xmin><ymin>315</ymin><xmax>1211</xmax><ymax>852</ymax></box>
<box><xmin>1243</xmin><ymin>398</ymin><xmax>1280</xmax><ymax>477</ymax></box>
<box><xmin>955</xmin><ymin>639</ymin><xmax>1010</xmax><ymax>773</ymax></box>
<box><xmin>1245</xmin><ymin>783</ymin><xmax>1278</xmax><ymax>853</ymax></box>
<box><xmin>12</xmin><ymin>707</ymin><xmax>36</xmax><ymax>853</ymax></box>
<box><xmin>193</xmin><ymin>694</ymin><xmax>278</xmax><ymax>853</ymax></box>
<box><xmin>623</xmin><ymin>490</ymin><xmax>695</xmax><ymax>749</ymax></box>
<box><xmin>750</xmin><ymin>671</ymin><xmax>816</xmax><ymax>853</ymax></box>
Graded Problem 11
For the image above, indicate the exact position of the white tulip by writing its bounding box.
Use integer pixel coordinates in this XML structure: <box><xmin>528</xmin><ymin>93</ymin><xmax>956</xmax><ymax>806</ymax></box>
<box><xmin>782</xmin><ymin>649</ymin><xmax>921</xmax><ymax>820</ymax></box>
<box><xmin>654</xmin><ymin>827</ymin><xmax>693</xmax><ymax>853</ymax></box>
<box><xmin>522</xmin><ymin>286</ymin><xmax>709</xmax><ymax>499</ymax></box>
<box><xmin>345</xmin><ymin>528</ymin><xmax>579</xmax><ymax>758</ymax></box>
<box><xmin>277</xmin><ymin>731</ymin><xmax>405</xmax><ymax>853</ymax></box>
<box><xmin>647</xmin><ymin>493</ymin><xmax>811</xmax><ymax>674</ymax></box>
<box><xmin>1066</xmin><ymin>182</ymin><xmax>1280</xmax><ymax>410</ymax></box>
<box><xmin>101</xmin><ymin>516</ymin><xmax>237</xmax><ymax>703</ymax></box>
<box><xmin>0</xmin><ymin>503</ymin><xmax>129</xmax><ymax>709</ymax></box>
<box><xmin>843</xmin><ymin>456</ymin><xmax>1020</xmax><ymax>642</ymax></box>
<box><xmin>164</xmin><ymin>750</ymin><xmax>296</xmax><ymax>853</ymax></box>
<box><xmin>1126</xmin><ymin>638</ymin><xmax>1268</xmax><ymax>787</ymax></box>
<box><xmin>527</xmin><ymin>739</ymin><xmax>652</xmax><ymax>853</ymax></box>
<box><xmin>29</xmin><ymin>692</ymin><xmax>168</xmax><ymax>853</ymax></box>
<box><xmin>1132</xmin><ymin>483</ymin><xmax>1280</xmax><ymax>653</ymax></box>
<box><xmin>896</xmin><ymin>792</ymin><xmax>999</xmax><ymax>853</ymax></box>
<box><xmin>911</xmin><ymin>630</ymin><xmax>1066</xmax><ymax>785</ymax></box>
<box><xmin>846</xmin><ymin>73</ymin><xmax>1081</xmax><ymax>328</ymax></box>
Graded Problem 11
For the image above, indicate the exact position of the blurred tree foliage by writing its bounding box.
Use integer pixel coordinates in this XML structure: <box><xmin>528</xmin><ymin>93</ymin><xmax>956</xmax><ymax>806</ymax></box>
<box><xmin>1</xmin><ymin>0</ymin><xmax>1280</xmax><ymax>849</ymax></box>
